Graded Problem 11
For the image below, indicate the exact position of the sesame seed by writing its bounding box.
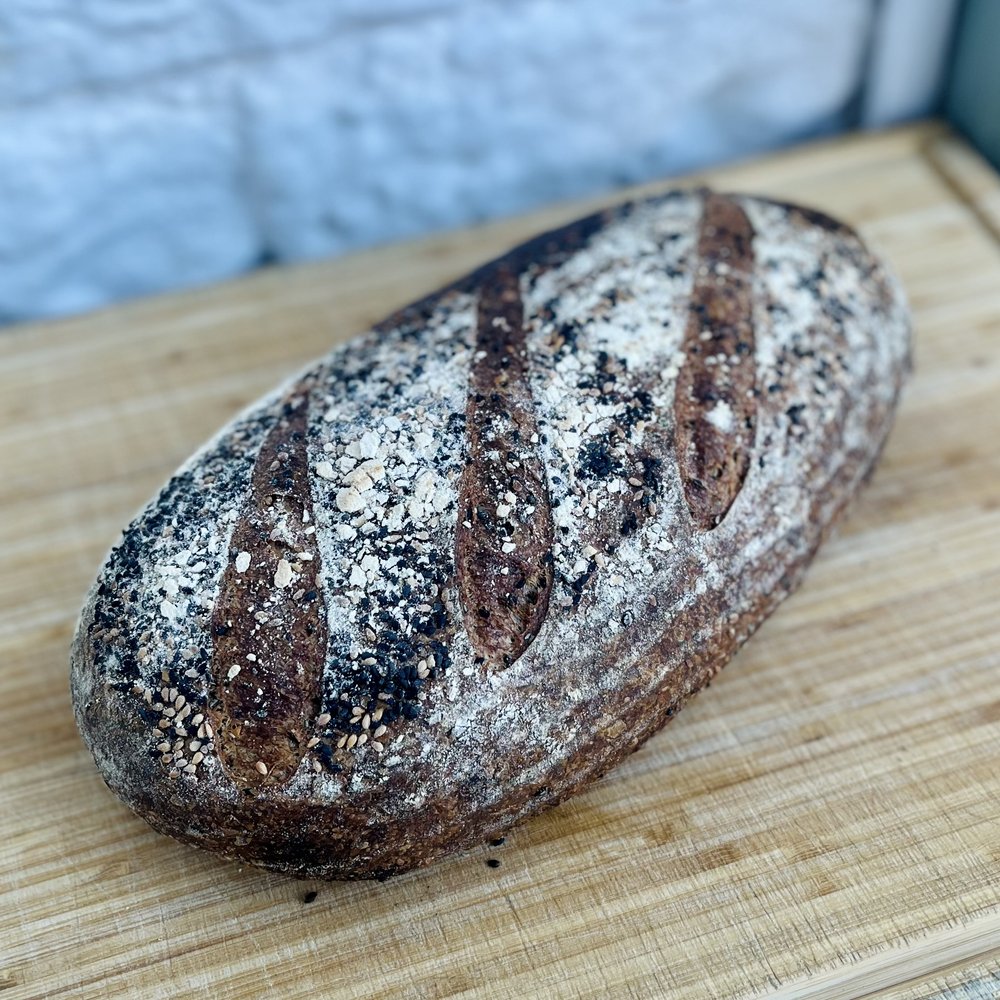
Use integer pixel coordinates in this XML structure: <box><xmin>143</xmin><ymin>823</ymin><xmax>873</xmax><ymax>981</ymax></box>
<box><xmin>191</xmin><ymin>713</ymin><xmax>204</xmax><ymax>726</ymax></box>
<box><xmin>191</xmin><ymin>752</ymin><xmax>204</xmax><ymax>765</ymax></box>
<box><xmin>336</xmin><ymin>487</ymin><xmax>366</xmax><ymax>513</ymax></box>
<box><xmin>373</xmin><ymin>725</ymin><xmax>387</xmax><ymax>738</ymax></box>
<box><xmin>361</xmin><ymin>714</ymin><xmax>371</xmax><ymax>730</ymax></box>
<box><xmin>356</xmin><ymin>733</ymin><xmax>368</xmax><ymax>747</ymax></box>
<box><xmin>346</xmin><ymin>734</ymin><xmax>358</xmax><ymax>750</ymax></box>
<box><xmin>371</xmin><ymin>741</ymin><xmax>384</xmax><ymax>752</ymax></box>
<box><xmin>306</xmin><ymin>736</ymin><xmax>320</xmax><ymax>749</ymax></box>
<box><xmin>255</xmin><ymin>761</ymin><xmax>268</xmax><ymax>775</ymax></box>
<box><xmin>227</xmin><ymin>664</ymin><xmax>241</xmax><ymax>680</ymax></box>
<box><xmin>336</xmin><ymin>735</ymin><xmax>348</xmax><ymax>749</ymax></box>
<box><xmin>274</xmin><ymin>559</ymin><xmax>294</xmax><ymax>588</ymax></box>
<box><xmin>157</xmin><ymin>741</ymin><xmax>171</xmax><ymax>753</ymax></box>
<box><xmin>317</xmin><ymin>713</ymin><xmax>331</xmax><ymax>727</ymax></box>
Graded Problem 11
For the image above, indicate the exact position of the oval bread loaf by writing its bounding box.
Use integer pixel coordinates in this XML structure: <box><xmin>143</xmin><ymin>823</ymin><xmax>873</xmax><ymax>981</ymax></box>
<box><xmin>71</xmin><ymin>189</ymin><xmax>911</xmax><ymax>879</ymax></box>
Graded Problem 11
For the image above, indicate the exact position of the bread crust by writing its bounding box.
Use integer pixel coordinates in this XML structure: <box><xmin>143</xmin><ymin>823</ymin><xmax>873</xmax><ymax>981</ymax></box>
<box><xmin>70</xmin><ymin>189</ymin><xmax>911</xmax><ymax>879</ymax></box>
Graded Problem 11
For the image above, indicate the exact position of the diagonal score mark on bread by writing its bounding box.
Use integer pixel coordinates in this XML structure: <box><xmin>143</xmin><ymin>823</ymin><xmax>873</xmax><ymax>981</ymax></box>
<box><xmin>208</xmin><ymin>381</ymin><xmax>327</xmax><ymax>787</ymax></box>
<box><xmin>455</xmin><ymin>264</ymin><xmax>555</xmax><ymax>669</ymax></box>
<box><xmin>675</xmin><ymin>191</ymin><xmax>757</xmax><ymax>530</ymax></box>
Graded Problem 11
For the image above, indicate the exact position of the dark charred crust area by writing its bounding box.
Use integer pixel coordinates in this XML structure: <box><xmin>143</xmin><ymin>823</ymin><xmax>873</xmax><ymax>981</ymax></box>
<box><xmin>370</xmin><ymin>209</ymin><xmax>612</xmax><ymax>343</ymax></box>
<box><xmin>676</xmin><ymin>192</ymin><xmax>757</xmax><ymax>530</ymax></box>
<box><xmin>456</xmin><ymin>265</ymin><xmax>554</xmax><ymax>668</ymax></box>
<box><xmin>208</xmin><ymin>384</ymin><xmax>327</xmax><ymax>788</ymax></box>
<box><xmin>755</xmin><ymin>196</ymin><xmax>858</xmax><ymax>239</ymax></box>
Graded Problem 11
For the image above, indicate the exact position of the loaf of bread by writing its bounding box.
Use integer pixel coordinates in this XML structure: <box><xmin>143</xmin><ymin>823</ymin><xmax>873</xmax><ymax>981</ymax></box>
<box><xmin>71</xmin><ymin>189</ymin><xmax>910</xmax><ymax>879</ymax></box>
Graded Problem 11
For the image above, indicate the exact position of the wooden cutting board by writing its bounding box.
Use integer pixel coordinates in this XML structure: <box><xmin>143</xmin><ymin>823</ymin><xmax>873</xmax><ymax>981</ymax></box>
<box><xmin>3</xmin><ymin>121</ymin><xmax>1000</xmax><ymax>1000</ymax></box>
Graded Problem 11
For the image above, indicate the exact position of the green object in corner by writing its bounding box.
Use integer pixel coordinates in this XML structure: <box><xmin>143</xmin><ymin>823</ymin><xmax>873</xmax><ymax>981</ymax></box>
<box><xmin>946</xmin><ymin>0</ymin><xmax>1000</xmax><ymax>170</ymax></box>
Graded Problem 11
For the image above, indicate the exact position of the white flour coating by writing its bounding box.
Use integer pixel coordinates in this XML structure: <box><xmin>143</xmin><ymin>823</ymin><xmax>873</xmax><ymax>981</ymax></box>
<box><xmin>71</xmin><ymin>190</ymin><xmax>911</xmax><ymax>875</ymax></box>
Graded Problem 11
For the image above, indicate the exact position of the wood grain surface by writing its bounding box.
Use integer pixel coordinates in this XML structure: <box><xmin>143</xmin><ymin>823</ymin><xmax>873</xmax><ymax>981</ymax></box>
<box><xmin>3</xmin><ymin>122</ymin><xmax>1000</xmax><ymax>1000</ymax></box>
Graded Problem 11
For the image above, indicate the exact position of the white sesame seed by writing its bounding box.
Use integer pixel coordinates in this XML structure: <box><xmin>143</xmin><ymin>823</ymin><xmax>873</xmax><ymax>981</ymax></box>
<box><xmin>191</xmin><ymin>752</ymin><xmax>204</xmax><ymax>765</ymax></box>
<box><xmin>371</xmin><ymin>741</ymin><xmax>384</xmax><ymax>752</ymax></box>
<box><xmin>191</xmin><ymin>713</ymin><xmax>204</xmax><ymax>726</ymax></box>
<box><xmin>346</xmin><ymin>734</ymin><xmax>358</xmax><ymax>750</ymax></box>
<box><xmin>227</xmin><ymin>664</ymin><xmax>241</xmax><ymax>681</ymax></box>
<box><xmin>306</xmin><ymin>736</ymin><xmax>320</xmax><ymax>749</ymax></box>
<box><xmin>255</xmin><ymin>761</ymin><xmax>268</xmax><ymax>775</ymax></box>
<box><xmin>373</xmin><ymin>725</ymin><xmax>387</xmax><ymax>738</ymax></box>
<box><xmin>336</xmin><ymin>487</ymin><xmax>366</xmax><ymax>513</ymax></box>
<box><xmin>356</xmin><ymin>733</ymin><xmax>368</xmax><ymax>747</ymax></box>
<box><xmin>337</xmin><ymin>735</ymin><xmax>348</xmax><ymax>749</ymax></box>
<box><xmin>317</xmin><ymin>713</ymin><xmax>331</xmax><ymax>727</ymax></box>
<box><xmin>361</xmin><ymin>714</ymin><xmax>371</xmax><ymax>731</ymax></box>
<box><xmin>274</xmin><ymin>559</ymin><xmax>294</xmax><ymax>589</ymax></box>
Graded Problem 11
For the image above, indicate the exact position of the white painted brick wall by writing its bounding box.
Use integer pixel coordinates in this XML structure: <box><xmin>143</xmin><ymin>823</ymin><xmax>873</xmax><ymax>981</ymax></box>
<box><xmin>0</xmin><ymin>0</ymin><xmax>876</xmax><ymax>323</ymax></box>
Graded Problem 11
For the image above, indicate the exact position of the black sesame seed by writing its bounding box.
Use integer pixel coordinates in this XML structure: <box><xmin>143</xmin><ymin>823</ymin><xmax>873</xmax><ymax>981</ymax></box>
<box><xmin>486</xmin><ymin>859</ymin><xmax>501</xmax><ymax>869</ymax></box>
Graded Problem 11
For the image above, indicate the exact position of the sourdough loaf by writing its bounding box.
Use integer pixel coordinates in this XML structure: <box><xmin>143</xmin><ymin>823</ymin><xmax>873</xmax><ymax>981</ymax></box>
<box><xmin>71</xmin><ymin>189</ymin><xmax>911</xmax><ymax>879</ymax></box>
